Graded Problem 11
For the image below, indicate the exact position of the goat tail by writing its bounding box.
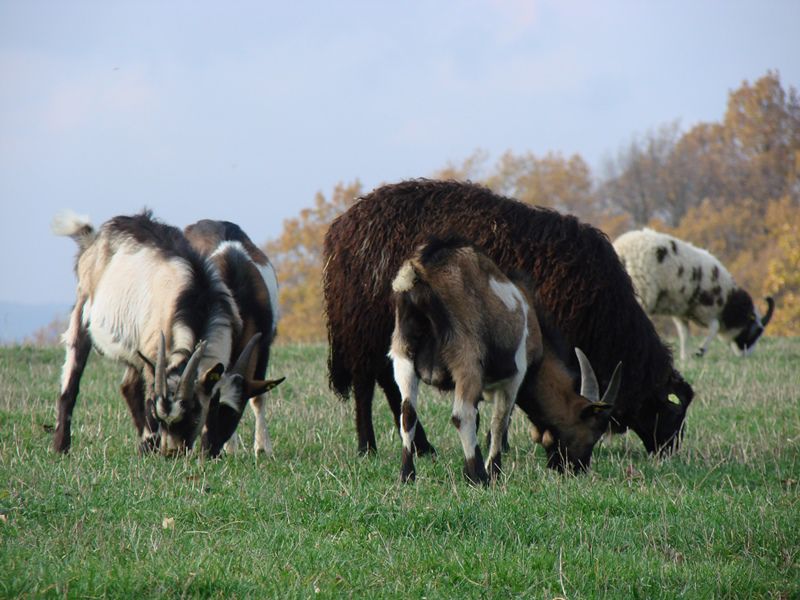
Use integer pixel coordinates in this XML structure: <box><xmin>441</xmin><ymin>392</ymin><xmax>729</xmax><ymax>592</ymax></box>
<box><xmin>52</xmin><ymin>210</ymin><xmax>95</xmax><ymax>251</ymax></box>
<box><xmin>392</xmin><ymin>260</ymin><xmax>419</xmax><ymax>293</ymax></box>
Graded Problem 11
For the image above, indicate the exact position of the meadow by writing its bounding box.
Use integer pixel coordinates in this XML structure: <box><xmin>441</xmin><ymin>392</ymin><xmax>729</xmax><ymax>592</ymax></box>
<box><xmin>1</xmin><ymin>338</ymin><xmax>798</xmax><ymax>599</ymax></box>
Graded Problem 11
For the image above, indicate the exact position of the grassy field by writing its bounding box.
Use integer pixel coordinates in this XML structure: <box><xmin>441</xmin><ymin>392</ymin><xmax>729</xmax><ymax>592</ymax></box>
<box><xmin>1</xmin><ymin>337</ymin><xmax>798</xmax><ymax>599</ymax></box>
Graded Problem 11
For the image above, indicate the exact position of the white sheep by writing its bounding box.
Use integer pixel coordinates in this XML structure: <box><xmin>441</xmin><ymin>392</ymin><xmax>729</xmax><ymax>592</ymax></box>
<box><xmin>613</xmin><ymin>228</ymin><xmax>774</xmax><ymax>361</ymax></box>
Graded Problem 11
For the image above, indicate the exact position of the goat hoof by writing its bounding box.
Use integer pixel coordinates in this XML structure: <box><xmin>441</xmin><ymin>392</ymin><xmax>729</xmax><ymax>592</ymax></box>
<box><xmin>414</xmin><ymin>442</ymin><xmax>437</xmax><ymax>458</ymax></box>
<box><xmin>400</xmin><ymin>467</ymin><xmax>416</xmax><ymax>483</ymax></box>
<box><xmin>138</xmin><ymin>435</ymin><xmax>160</xmax><ymax>455</ymax></box>
<box><xmin>52</xmin><ymin>433</ymin><xmax>70</xmax><ymax>454</ymax></box>
<box><xmin>358</xmin><ymin>444</ymin><xmax>377</xmax><ymax>457</ymax></box>
<box><xmin>463</xmin><ymin>451</ymin><xmax>490</xmax><ymax>486</ymax></box>
<box><xmin>487</xmin><ymin>454</ymin><xmax>502</xmax><ymax>480</ymax></box>
<box><xmin>694</xmin><ymin>349</ymin><xmax>705</xmax><ymax>358</ymax></box>
<box><xmin>401</xmin><ymin>447</ymin><xmax>416</xmax><ymax>482</ymax></box>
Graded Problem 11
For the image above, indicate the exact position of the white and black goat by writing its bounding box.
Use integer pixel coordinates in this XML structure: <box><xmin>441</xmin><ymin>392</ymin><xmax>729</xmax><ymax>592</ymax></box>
<box><xmin>614</xmin><ymin>228</ymin><xmax>775</xmax><ymax>361</ymax></box>
<box><xmin>184</xmin><ymin>219</ymin><xmax>284</xmax><ymax>457</ymax></box>
<box><xmin>388</xmin><ymin>237</ymin><xmax>622</xmax><ymax>484</ymax></box>
<box><xmin>52</xmin><ymin>210</ymin><xmax>248</xmax><ymax>455</ymax></box>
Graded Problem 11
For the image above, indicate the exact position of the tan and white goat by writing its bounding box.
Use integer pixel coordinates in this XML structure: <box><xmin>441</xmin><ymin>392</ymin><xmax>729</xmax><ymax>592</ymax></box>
<box><xmin>52</xmin><ymin>210</ymin><xmax>244</xmax><ymax>455</ymax></box>
<box><xmin>389</xmin><ymin>237</ymin><xmax>622</xmax><ymax>484</ymax></box>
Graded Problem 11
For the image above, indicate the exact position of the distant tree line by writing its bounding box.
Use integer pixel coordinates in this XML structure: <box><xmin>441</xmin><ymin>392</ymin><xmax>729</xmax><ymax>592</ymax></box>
<box><xmin>267</xmin><ymin>71</ymin><xmax>799</xmax><ymax>341</ymax></box>
<box><xmin>27</xmin><ymin>71</ymin><xmax>799</xmax><ymax>346</ymax></box>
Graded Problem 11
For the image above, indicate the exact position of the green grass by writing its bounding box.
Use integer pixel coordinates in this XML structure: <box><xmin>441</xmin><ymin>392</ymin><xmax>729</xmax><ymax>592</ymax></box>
<box><xmin>1</xmin><ymin>338</ymin><xmax>798</xmax><ymax>598</ymax></box>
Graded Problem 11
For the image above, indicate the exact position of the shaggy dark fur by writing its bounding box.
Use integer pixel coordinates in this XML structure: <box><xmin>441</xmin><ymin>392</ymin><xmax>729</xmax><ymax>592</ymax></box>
<box><xmin>323</xmin><ymin>179</ymin><xmax>694</xmax><ymax>456</ymax></box>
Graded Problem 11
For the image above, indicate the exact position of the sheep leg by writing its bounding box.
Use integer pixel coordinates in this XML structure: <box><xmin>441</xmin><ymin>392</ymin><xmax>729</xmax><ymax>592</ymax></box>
<box><xmin>452</xmin><ymin>378</ymin><xmax>489</xmax><ymax>486</ymax></box>
<box><xmin>377</xmin><ymin>365</ymin><xmax>436</xmax><ymax>457</ymax></box>
<box><xmin>696</xmin><ymin>318</ymin><xmax>719</xmax><ymax>357</ymax></box>
<box><xmin>53</xmin><ymin>298</ymin><xmax>92</xmax><ymax>453</ymax></box>
<box><xmin>672</xmin><ymin>317</ymin><xmax>690</xmax><ymax>362</ymax></box>
<box><xmin>391</xmin><ymin>353</ymin><xmax>420</xmax><ymax>482</ymax></box>
<box><xmin>353</xmin><ymin>373</ymin><xmax>377</xmax><ymax>455</ymax></box>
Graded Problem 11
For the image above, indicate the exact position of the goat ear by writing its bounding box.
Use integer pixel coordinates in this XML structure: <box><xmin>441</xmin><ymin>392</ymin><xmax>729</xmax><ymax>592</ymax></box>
<box><xmin>580</xmin><ymin>402</ymin><xmax>613</xmax><ymax>421</ymax></box>
<box><xmin>199</xmin><ymin>363</ymin><xmax>225</xmax><ymax>395</ymax></box>
<box><xmin>245</xmin><ymin>376</ymin><xmax>286</xmax><ymax>399</ymax></box>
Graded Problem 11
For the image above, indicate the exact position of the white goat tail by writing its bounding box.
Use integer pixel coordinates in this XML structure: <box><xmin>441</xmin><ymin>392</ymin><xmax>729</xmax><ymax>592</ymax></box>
<box><xmin>52</xmin><ymin>210</ymin><xmax>95</xmax><ymax>252</ymax></box>
<box><xmin>52</xmin><ymin>210</ymin><xmax>92</xmax><ymax>236</ymax></box>
<box><xmin>392</xmin><ymin>261</ymin><xmax>417</xmax><ymax>293</ymax></box>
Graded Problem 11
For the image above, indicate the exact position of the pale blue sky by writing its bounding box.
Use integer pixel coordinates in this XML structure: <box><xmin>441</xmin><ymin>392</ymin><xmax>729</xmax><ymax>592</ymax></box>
<box><xmin>1</xmin><ymin>0</ymin><xmax>798</xmax><ymax>308</ymax></box>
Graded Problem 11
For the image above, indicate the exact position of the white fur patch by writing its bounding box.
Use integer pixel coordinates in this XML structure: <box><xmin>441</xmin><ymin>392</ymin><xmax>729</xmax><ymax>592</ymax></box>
<box><xmin>392</xmin><ymin>262</ymin><xmax>417</xmax><ymax>293</ymax></box>
<box><xmin>489</xmin><ymin>278</ymin><xmax>522</xmax><ymax>311</ymax></box>
<box><xmin>260</xmin><ymin>261</ymin><xmax>280</xmax><ymax>335</ymax></box>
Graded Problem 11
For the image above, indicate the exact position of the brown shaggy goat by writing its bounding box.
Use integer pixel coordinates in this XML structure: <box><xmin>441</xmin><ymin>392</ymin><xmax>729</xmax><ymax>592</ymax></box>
<box><xmin>323</xmin><ymin>179</ymin><xmax>693</xmax><ymax>460</ymax></box>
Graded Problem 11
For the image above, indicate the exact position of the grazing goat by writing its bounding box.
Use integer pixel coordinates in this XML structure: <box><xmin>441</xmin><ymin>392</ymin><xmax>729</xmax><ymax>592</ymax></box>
<box><xmin>518</xmin><ymin>305</ymin><xmax>622</xmax><ymax>473</ymax></box>
<box><xmin>613</xmin><ymin>228</ymin><xmax>775</xmax><ymax>361</ymax></box>
<box><xmin>52</xmin><ymin>210</ymin><xmax>242</xmax><ymax>455</ymax></box>
<box><xmin>390</xmin><ymin>238</ymin><xmax>622</xmax><ymax>483</ymax></box>
<box><xmin>323</xmin><ymin>179</ymin><xmax>692</xmax><ymax>459</ymax></box>
<box><xmin>184</xmin><ymin>219</ymin><xmax>284</xmax><ymax>457</ymax></box>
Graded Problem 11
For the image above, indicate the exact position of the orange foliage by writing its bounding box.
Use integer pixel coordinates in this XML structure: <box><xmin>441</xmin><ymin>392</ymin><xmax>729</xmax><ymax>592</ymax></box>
<box><xmin>764</xmin><ymin>198</ymin><xmax>800</xmax><ymax>335</ymax></box>
<box><xmin>265</xmin><ymin>181</ymin><xmax>362</xmax><ymax>343</ymax></box>
<box><xmin>264</xmin><ymin>71</ymin><xmax>800</xmax><ymax>341</ymax></box>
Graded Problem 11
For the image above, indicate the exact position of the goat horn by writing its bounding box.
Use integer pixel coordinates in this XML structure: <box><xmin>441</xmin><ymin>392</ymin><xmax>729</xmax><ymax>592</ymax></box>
<box><xmin>762</xmin><ymin>297</ymin><xmax>775</xmax><ymax>327</ymax></box>
<box><xmin>155</xmin><ymin>332</ymin><xmax>167</xmax><ymax>399</ymax></box>
<box><xmin>177</xmin><ymin>340</ymin><xmax>207</xmax><ymax>400</ymax></box>
<box><xmin>576</xmin><ymin>347</ymin><xmax>599</xmax><ymax>402</ymax></box>
<box><xmin>231</xmin><ymin>333</ymin><xmax>262</xmax><ymax>377</ymax></box>
<box><xmin>600</xmin><ymin>362</ymin><xmax>623</xmax><ymax>407</ymax></box>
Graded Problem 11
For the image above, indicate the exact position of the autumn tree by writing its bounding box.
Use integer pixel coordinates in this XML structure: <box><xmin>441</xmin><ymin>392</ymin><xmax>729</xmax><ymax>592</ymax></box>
<box><xmin>432</xmin><ymin>148</ymin><xmax>489</xmax><ymax>181</ymax></box>
<box><xmin>267</xmin><ymin>71</ymin><xmax>800</xmax><ymax>340</ymax></box>
<box><xmin>600</xmin><ymin>121</ymin><xmax>684</xmax><ymax>226</ymax></box>
<box><xmin>265</xmin><ymin>180</ymin><xmax>362</xmax><ymax>343</ymax></box>
<box><xmin>763</xmin><ymin>197</ymin><xmax>800</xmax><ymax>335</ymax></box>
<box><xmin>723</xmin><ymin>70</ymin><xmax>800</xmax><ymax>206</ymax></box>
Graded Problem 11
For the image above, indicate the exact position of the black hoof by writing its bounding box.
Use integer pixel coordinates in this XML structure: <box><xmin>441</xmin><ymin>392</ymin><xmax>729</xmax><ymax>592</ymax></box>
<box><xmin>401</xmin><ymin>447</ymin><xmax>416</xmax><ymax>483</ymax></box>
<box><xmin>358</xmin><ymin>443</ymin><xmax>377</xmax><ymax>457</ymax></box>
<box><xmin>401</xmin><ymin>467</ymin><xmax>416</xmax><ymax>483</ymax></box>
<box><xmin>463</xmin><ymin>446</ymin><xmax>490</xmax><ymax>486</ymax></box>
<box><xmin>488</xmin><ymin>454</ymin><xmax>502</xmax><ymax>480</ymax></box>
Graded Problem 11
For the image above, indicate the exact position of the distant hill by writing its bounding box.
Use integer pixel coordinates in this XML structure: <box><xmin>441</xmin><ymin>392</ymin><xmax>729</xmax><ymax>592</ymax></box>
<box><xmin>0</xmin><ymin>302</ymin><xmax>71</xmax><ymax>345</ymax></box>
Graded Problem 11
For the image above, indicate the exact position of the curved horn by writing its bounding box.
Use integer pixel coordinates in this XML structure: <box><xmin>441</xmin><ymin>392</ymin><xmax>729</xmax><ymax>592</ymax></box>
<box><xmin>155</xmin><ymin>332</ymin><xmax>167</xmax><ymax>398</ymax></box>
<box><xmin>177</xmin><ymin>340</ymin><xmax>207</xmax><ymax>400</ymax></box>
<box><xmin>575</xmin><ymin>347</ymin><xmax>600</xmax><ymax>402</ymax></box>
<box><xmin>600</xmin><ymin>362</ymin><xmax>623</xmax><ymax>407</ymax></box>
<box><xmin>762</xmin><ymin>297</ymin><xmax>775</xmax><ymax>327</ymax></box>
<box><xmin>231</xmin><ymin>333</ymin><xmax>263</xmax><ymax>376</ymax></box>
